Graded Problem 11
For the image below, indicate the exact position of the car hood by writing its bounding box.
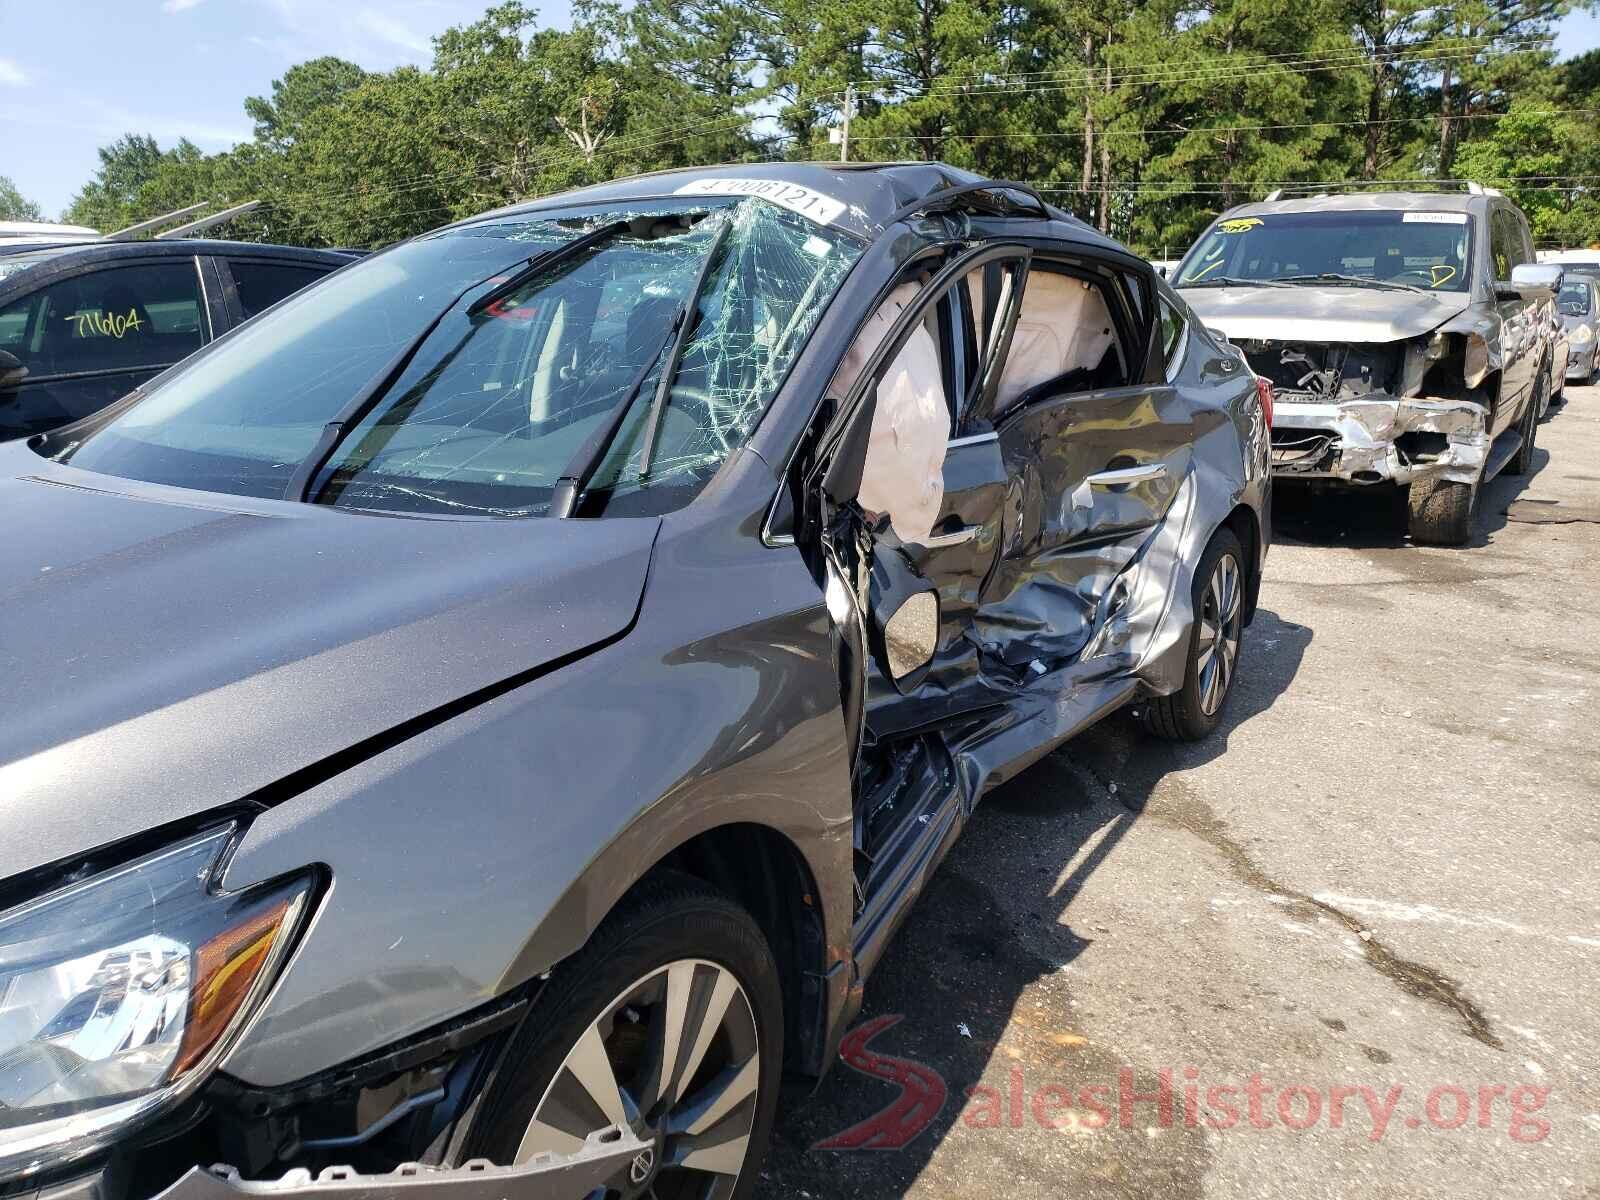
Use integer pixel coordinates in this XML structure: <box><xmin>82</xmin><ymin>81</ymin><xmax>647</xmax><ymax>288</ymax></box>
<box><xmin>1178</xmin><ymin>284</ymin><xmax>1474</xmax><ymax>343</ymax></box>
<box><xmin>0</xmin><ymin>451</ymin><xmax>659</xmax><ymax>880</ymax></box>
<box><xmin>1561</xmin><ymin>313</ymin><xmax>1593</xmax><ymax>331</ymax></box>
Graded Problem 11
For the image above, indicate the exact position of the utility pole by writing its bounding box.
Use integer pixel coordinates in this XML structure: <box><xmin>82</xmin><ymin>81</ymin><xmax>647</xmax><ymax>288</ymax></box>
<box><xmin>840</xmin><ymin>83</ymin><xmax>855</xmax><ymax>163</ymax></box>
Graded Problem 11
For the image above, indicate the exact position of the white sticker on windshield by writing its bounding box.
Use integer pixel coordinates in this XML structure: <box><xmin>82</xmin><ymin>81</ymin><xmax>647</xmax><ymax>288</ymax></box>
<box><xmin>1402</xmin><ymin>212</ymin><xmax>1469</xmax><ymax>224</ymax></box>
<box><xmin>673</xmin><ymin>178</ymin><xmax>848</xmax><ymax>227</ymax></box>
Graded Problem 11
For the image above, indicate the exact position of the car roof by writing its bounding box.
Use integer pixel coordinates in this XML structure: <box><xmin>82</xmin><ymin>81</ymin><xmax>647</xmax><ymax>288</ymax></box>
<box><xmin>0</xmin><ymin>239</ymin><xmax>358</xmax><ymax>292</ymax></box>
<box><xmin>467</xmin><ymin>161</ymin><xmax>1128</xmax><ymax>255</ymax></box>
<box><xmin>13</xmin><ymin>238</ymin><xmax>354</xmax><ymax>264</ymax></box>
<box><xmin>1214</xmin><ymin>191</ymin><xmax>1494</xmax><ymax>220</ymax></box>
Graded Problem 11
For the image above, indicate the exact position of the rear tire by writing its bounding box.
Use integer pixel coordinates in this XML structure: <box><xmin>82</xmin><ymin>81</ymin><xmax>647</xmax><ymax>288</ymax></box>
<box><xmin>1143</xmin><ymin>527</ymin><xmax>1246</xmax><ymax>742</ymax></box>
<box><xmin>1408</xmin><ymin>476</ymin><xmax>1475</xmax><ymax>545</ymax></box>
<box><xmin>464</xmin><ymin>875</ymin><xmax>783</xmax><ymax>1200</ymax></box>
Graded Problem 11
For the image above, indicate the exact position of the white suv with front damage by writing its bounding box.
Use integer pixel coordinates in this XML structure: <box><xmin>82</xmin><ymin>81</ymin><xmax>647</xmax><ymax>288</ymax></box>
<box><xmin>1175</xmin><ymin>188</ymin><xmax>1562</xmax><ymax>545</ymax></box>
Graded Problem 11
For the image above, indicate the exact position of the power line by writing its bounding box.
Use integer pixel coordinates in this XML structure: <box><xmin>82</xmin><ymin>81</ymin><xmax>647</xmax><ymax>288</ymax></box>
<box><xmin>844</xmin><ymin>106</ymin><xmax>1599</xmax><ymax>145</ymax></box>
<box><xmin>264</xmin><ymin>31</ymin><xmax>1549</xmax><ymax>221</ymax></box>
<box><xmin>852</xmin><ymin>31</ymin><xmax>1536</xmax><ymax>95</ymax></box>
<box><xmin>1029</xmin><ymin>174</ymin><xmax>1600</xmax><ymax>193</ymax></box>
<box><xmin>853</xmin><ymin>38</ymin><xmax>1546</xmax><ymax>102</ymax></box>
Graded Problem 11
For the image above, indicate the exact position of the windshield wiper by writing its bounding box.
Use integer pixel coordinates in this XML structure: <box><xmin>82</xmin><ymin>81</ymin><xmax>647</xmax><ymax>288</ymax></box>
<box><xmin>636</xmin><ymin>215</ymin><xmax>734</xmax><ymax>480</ymax></box>
<box><xmin>466</xmin><ymin>220</ymin><xmax>630</xmax><ymax>317</ymax></box>
<box><xmin>1180</xmin><ymin>275</ymin><xmax>1293</xmax><ymax>289</ymax></box>
<box><xmin>548</xmin><ymin>216</ymin><xmax>734</xmax><ymax>517</ymax></box>
<box><xmin>546</xmin><ymin>315</ymin><xmax>684</xmax><ymax>518</ymax></box>
<box><xmin>284</xmin><ymin>220</ymin><xmax>633</xmax><ymax>503</ymax></box>
<box><xmin>1275</xmin><ymin>273</ymin><xmax>1425</xmax><ymax>292</ymax></box>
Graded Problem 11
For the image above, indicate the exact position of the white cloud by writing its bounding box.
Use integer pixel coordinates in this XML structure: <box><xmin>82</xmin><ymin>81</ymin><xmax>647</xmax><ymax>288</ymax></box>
<box><xmin>0</xmin><ymin>58</ymin><xmax>28</xmax><ymax>87</ymax></box>
<box><xmin>161</xmin><ymin>0</ymin><xmax>207</xmax><ymax>12</ymax></box>
<box><xmin>254</xmin><ymin>0</ymin><xmax>484</xmax><ymax>68</ymax></box>
<box><xmin>2</xmin><ymin>99</ymin><xmax>248</xmax><ymax>148</ymax></box>
<box><xmin>354</xmin><ymin>8</ymin><xmax>433</xmax><ymax>55</ymax></box>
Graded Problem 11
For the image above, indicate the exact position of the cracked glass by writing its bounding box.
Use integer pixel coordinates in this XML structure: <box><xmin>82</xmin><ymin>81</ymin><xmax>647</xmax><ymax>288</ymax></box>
<box><xmin>51</xmin><ymin>200</ymin><xmax>862</xmax><ymax>517</ymax></box>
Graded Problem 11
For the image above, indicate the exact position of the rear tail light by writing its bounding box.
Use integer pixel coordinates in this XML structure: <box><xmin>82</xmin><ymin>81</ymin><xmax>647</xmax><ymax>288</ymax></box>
<box><xmin>1254</xmin><ymin>375</ymin><xmax>1275</xmax><ymax>428</ymax></box>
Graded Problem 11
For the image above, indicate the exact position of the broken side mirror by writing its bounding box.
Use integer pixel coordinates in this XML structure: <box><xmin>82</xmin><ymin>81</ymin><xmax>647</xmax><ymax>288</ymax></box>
<box><xmin>866</xmin><ymin>541</ymin><xmax>939</xmax><ymax>693</ymax></box>
<box><xmin>0</xmin><ymin>350</ymin><xmax>27</xmax><ymax>390</ymax></box>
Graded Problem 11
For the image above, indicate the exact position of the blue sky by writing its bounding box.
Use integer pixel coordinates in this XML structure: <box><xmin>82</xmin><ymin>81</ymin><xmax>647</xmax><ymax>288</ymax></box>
<box><xmin>2</xmin><ymin>1</ymin><xmax>1597</xmax><ymax>220</ymax></box>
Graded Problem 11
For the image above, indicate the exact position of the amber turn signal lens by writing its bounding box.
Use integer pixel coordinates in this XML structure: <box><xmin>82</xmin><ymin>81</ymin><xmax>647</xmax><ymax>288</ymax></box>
<box><xmin>173</xmin><ymin>895</ymin><xmax>294</xmax><ymax>1075</ymax></box>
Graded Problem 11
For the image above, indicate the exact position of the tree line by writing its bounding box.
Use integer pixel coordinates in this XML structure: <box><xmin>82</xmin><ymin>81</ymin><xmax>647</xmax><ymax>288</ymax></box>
<box><xmin>7</xmin><ymin>0</ymin><xmax>1598</xmax><ymax>255</ymax></box>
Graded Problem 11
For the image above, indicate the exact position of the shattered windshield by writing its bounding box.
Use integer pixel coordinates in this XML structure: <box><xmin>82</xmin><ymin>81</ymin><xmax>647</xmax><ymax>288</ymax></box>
<box><xmin>1176</xmin><ymin>210</ymin><xmax>1473</xmax><ymax>292</ymax></box>
<box><xmin>44</xmin><ymin>198</ymin><xmax>862</xmax><ymax>517</ymax></box>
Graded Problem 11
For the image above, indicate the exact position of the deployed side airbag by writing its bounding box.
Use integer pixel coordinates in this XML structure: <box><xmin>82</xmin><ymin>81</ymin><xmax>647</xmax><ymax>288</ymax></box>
<box><xmin>996</xmin><ymin>272</ymin><xmax>1117</xmax><ymax>410</ymax></box>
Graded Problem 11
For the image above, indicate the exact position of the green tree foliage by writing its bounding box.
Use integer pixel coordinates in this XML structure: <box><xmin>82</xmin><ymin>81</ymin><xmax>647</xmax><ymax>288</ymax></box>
<box><xmin>0</xmin><ymin>175</ymin><xmax>44</xmax><ymax>222</ymax></box>
<box><xmin>51</xmin><ymin>0</ymin><xmax>1596</xmax><ymax>254</ymax></box>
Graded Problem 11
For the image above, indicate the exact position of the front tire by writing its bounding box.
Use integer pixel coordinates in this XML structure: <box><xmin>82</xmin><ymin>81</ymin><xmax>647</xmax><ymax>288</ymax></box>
<box><xmin>1408</xmin><ymin>476</ymin><xmax>1475</xmax><ymax>545</ymax></box>
<box><xmin>465</xmin><ymin>876</ymin><xmax>784</xmax><ymax>1200</ymax></box>
<box><xmin>1143</xmin><ymin>527</ymin><xmax>1246</xmax><ymax>742</ymax></box>
<box><xmin>1507</xmin><ymin>376</ymin><xmax>1543</xmax><ymax>474</ymax></box>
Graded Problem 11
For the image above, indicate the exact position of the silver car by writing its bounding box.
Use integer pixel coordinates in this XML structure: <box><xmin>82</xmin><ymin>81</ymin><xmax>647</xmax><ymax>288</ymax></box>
<box><xmin>0</xmin><ymin>163</ymin><xmax>1269</xmax><ymax>1200</ymax></box>
<box><xmin>1559</xmin><ymin>275</ymin><xmax>1598</xmax><ymax>385</ymax></box>
<box><xmin>1175</xmin><ymin>189</ymin><xmax>1562</xmax><ymax>545</ymax></box>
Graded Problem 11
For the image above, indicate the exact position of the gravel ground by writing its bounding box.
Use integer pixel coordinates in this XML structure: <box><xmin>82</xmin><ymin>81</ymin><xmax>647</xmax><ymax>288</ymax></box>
<box><xmin>757</xmin><ymin>383</ymin><xmax>1600</xmax><ymax>1200</ymax></box>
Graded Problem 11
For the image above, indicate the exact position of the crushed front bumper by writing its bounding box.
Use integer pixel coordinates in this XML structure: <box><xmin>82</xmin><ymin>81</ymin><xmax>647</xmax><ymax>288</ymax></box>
<box><xmin>1269</xmin><ymin>397</ymin><xmax>1488</xmax><ymax>487</ymax></box>
<box><xmin>33</xmin><ymin>1129</ymin><xmax>651</xmax><ymax>1200</ymax></box>
<box><xmin>151</xmin><ymin>1129</ymin><xmax>651</xmax><ymax>1200</ymax></box>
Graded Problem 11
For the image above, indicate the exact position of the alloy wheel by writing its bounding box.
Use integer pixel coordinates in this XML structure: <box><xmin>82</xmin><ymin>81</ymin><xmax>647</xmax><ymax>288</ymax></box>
<box><xmin>516</xmin><ymin>959</ymin><xmax>760</xmax><ymax>1200</ymax></box>
<box><xmin>1195</xmin><ymin>553</ymin><xmax>1243</xmax><ymax>717</ymax></box>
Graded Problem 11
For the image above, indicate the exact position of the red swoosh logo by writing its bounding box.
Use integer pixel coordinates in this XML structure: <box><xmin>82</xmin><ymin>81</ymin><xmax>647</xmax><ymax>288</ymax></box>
<box><xmin>812</xmin><ymin>1014</ymin><xmax>947</xmax><ymax>1150</ymax></box>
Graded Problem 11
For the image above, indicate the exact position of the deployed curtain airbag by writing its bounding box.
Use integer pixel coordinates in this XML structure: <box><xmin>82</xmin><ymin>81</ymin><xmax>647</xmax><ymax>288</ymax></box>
<box><xmin>996</xmin><ymin>272</ymin><xmax>1118</xmax><ymax>410</ymax></box>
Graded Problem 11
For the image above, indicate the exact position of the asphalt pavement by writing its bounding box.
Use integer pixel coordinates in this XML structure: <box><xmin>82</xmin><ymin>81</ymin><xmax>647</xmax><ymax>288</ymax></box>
<box><xmin>757</xmin><ymin>383</ymin><xmax>1600</xmax><ymax>1199</ymax></box>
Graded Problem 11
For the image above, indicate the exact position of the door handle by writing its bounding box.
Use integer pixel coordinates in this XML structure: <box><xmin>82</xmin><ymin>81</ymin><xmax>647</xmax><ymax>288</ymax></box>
<box><xmin>916</xmin><ymin>523</ymin><xmax>979</xmax><ymax>548</ymax></box>
<box><xmin>1087</xmin><ymin>462</ymin><xmax>1168</xmax><ymax>487</ymax></box>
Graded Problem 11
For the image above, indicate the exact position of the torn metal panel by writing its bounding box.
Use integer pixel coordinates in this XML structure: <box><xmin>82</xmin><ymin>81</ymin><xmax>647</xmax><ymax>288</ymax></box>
<box><xmin>1269</xmin><ymin>395</ymin><xmax>1488</xmax><ymax>485</ymax></box>
<box><xmin>153</xmin><ymin>1129</ymin><xmax>650</xmax><ymax>1200</ymax></box>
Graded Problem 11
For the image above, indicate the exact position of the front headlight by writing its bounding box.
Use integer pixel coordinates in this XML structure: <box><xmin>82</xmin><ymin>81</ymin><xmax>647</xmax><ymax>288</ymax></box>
<box><xmin>0</xmin><ymin>825</ymin><xmax>311</xmax><ymax>1178</ymax></box>
<box><xmin>1572</xmin><ymin>324</ymin><xmax>1594</xmax><ymax>344</ymax></box>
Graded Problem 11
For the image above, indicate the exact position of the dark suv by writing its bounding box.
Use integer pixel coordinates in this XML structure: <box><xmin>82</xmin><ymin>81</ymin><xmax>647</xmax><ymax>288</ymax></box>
<box><xmin>0</xmin><ymin>239</ymin><xmax>356</xmax><ymax>441</ymax></box>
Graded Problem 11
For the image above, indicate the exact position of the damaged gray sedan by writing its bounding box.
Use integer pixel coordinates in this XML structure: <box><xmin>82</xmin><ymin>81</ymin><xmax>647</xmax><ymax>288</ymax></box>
<box><xmin>0</xmin><ymin>163</ymin><xmax>1268</xmax><ymax>1200</ymax></box>
<box><xmin>1176</xmin><ymin>188</ymin><xmax>1561</xmax><ymax>544</ymax></box>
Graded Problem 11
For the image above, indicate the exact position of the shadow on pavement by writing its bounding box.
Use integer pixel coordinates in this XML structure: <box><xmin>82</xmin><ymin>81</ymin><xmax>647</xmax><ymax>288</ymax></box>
<box><xmin>756</xmin><ymin>608</ymin><xmax>1311</xmax><ymax>1198</ymax></box>
<box><xmin>1272</xmin><ymin>445</ymin><xmax>1550</xmax><ymax>552</ymax></box>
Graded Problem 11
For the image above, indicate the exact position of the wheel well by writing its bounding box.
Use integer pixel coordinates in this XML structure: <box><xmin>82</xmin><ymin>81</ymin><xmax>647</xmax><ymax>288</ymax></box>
<box><xmin>1221</xmin><ymin>503</ymin><xmax>1262</xmax><ymax>624</ymax></box>
<box><xmin>645</xmin><ymin>824</ymin><xmax>829</xmax><ymax>1080</ymax></box>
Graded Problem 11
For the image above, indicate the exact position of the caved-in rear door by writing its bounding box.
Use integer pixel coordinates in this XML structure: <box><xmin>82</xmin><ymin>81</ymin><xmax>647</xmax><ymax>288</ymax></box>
<box><xmin>966</xmin><ymin>256</ymin><xmax>1194</xmax><ymax>674</ymax></box>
